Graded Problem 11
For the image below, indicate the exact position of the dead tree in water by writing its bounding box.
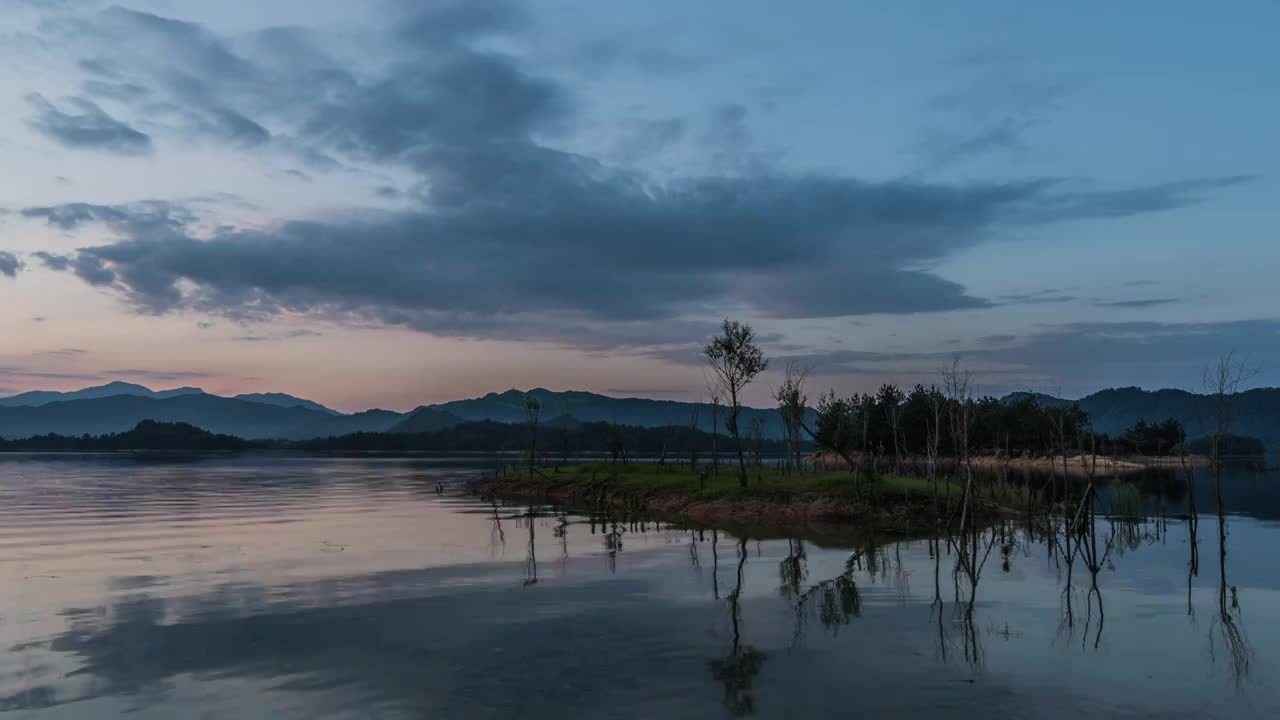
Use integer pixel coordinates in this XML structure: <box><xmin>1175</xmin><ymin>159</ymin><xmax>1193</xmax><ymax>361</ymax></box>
<box><xmin>1202</xmin><ymin>353</ymin><xmax>1257</xmax><ymax>683</ymax></box>
<box><xmin>1203</xmin><ymin>353</ymin><xmax>1256</xmax><ymax>562</ymax></box>
<box><xmin>1179</xmin><ymin>424</ymin><xmax>1199</xmax><ymax>616</ymax></box>
<box><xmin>923</xmin><ymin>385</ymin><xmax>944</xmax><ymax>519</ymax></box>
<box><xmin>942</xmin><ymin>358</ymin><xmax>975</xmax><ymax>536</ymax></box>
<box><xmin>524</xmin><ymin>394</ymin><xmax>542</xmax><ymax>478</ymax></box>
<box><xmin>522</xmin><ymin>505</ymin><xmax>539</xmax><ymax>586</ymax></box>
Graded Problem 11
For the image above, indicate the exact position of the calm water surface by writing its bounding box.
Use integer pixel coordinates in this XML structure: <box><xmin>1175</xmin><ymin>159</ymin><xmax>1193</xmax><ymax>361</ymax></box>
<box><xmin>1</xmin><ymin>455</ymin><xmax>1278</xmax><ymax>718</ymax></box>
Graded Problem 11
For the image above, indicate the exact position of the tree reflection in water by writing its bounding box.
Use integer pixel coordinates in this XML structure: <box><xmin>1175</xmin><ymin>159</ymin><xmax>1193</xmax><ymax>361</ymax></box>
<box><xmin>709</xmin><ymin>538</ymin><xmax>767</xmax><ymax>717</ymax></box>
<box><xmin>483</xmin><ymin>465</ymin><xmax>1257</xmax><ymax>714</ymax></box>
<box><xmin>1210</xmin><ymin>492</ymin><xmax>1252</xmax><ymax>686</ymax></box>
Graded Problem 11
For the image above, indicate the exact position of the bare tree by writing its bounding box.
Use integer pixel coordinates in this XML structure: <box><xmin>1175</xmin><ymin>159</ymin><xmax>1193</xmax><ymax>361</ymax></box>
<box><xmin>607</xmin><ymin>417</ymin><xmax>626</xmax><ymax>464</ymax></box>
<box><xmin>941</xmin><ymin>357</ymin><xmax>976</xmax><ymax>534</ymax></box>
<box><xmin>557</xmin><ymin>400</ymin><xmax>572</xmax><ymax>468</ymax></box>
<box><xmin>706</xmin><ymin>376</ymin><xmax>723</xmax><ymax>479</ymax></box>
<box><xmin>687</xmin><ymin>401</ymin><xmax>702</xmax><ymax>470</ymax></box>
<box><xmin>878</xmin><ymin>383</ymin><xmax>905</xmax><ymax>474</ymax></box>
<box><xmin>748</xmin><ymin>416</ymin><xmax>765</xmax><ymax>468</ymax></box>
<box><xmin>704</xmin><ymin>319</ymin><xmax>769</xmax><ymax>488</ymax></box>
<box><xmin>1203</xmin><ymin>352</ymin><xmax>1257</xmax><ymax>623</ymax></box>
<box><xmin>773</xmin><ymin>361</ymin><xmax>810</xmax><ymax>474</ymax></box>
<box><xmin>922</xmin><ymin>385</ymin><xmax>944</xmax><ymax>515</ymax></box>
<box><xmin>524</xmin><ymin>394</ymin><xmax>542</xmax><ymax>478</ymax></box>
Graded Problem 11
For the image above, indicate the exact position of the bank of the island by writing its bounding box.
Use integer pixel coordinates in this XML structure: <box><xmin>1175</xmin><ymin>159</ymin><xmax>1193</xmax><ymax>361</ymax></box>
<box><xmin>470</xmin><ymin>461</ymin><xmax>1009</xmax><ymax>536</ymax></box>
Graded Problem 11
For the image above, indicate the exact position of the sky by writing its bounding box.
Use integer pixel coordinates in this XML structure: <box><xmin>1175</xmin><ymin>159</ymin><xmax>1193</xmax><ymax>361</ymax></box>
<box><xmin>1</xmin><ymin>0</ymin><xmax>1277</xmax><ymax>412</ymax></box>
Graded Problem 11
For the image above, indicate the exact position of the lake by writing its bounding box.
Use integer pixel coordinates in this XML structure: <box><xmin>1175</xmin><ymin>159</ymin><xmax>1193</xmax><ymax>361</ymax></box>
<box><xmin>1</xmin><ymin>455</ymin><xmax>1277</xmax><ymax>718</ymax></box>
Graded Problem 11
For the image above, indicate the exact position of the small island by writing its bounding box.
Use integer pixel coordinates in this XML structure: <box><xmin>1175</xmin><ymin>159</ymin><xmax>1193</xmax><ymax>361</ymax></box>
<box><xmin>473</xmin><ymin>461</ymin><xmax>1009</xmax><ymax>537</ymax></box>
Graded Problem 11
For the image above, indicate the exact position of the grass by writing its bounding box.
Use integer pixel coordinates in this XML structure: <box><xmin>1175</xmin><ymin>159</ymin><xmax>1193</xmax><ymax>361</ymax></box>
<box><xmin>492</xmin><ymin>460</ymin><xmax>940</xmax><ymax>503</ymax></box>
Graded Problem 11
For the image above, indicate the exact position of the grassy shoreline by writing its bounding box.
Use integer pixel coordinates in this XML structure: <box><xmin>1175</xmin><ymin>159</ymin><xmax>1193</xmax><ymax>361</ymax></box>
<box><xmin>471</xmin><ymin>461</ymin><xmax>1003</xmax><ymax>537</ymax></box>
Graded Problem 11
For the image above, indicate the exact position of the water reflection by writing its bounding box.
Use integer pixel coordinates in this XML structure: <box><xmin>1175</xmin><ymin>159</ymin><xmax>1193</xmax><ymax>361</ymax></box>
<box><xmin>0</xmin><ymin>456</ymin><xmax>1277</xmax><ymax>718</ymax></box>
<box><xmin>709</xmin><ymin>538</ymin><xmax>767</xmax><ymax>717</ymax></box>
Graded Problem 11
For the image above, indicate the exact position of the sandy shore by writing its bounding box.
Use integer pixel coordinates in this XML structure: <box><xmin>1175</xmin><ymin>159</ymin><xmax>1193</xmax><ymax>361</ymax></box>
<box><xmin>808</xmin><ymin>450</ymin><xmax>1208</xmax><ymax>476</ymax></box>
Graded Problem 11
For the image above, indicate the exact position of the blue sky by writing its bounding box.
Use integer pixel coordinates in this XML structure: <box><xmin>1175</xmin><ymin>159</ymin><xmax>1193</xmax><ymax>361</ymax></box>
<box><xmin>0</xmin><ymin>0</ymin><xmax>1276</xmax><ymax>410</ymax></box>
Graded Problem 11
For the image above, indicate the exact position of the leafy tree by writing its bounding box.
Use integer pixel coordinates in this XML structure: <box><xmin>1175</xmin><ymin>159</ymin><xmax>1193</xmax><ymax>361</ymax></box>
<box><xmin>807</xmin><ymin>391</ymin><xmax>860</xmax><ymax>481</ymax></box>
<box><xmin>704</xmin><ymin>319</ymin><xmax>768</xmax><ymax>488</ymax></box>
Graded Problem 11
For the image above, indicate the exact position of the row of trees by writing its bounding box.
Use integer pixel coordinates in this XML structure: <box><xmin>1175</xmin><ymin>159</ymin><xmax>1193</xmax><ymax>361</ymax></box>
<box><xmin>697</xmin><ymin>318</ymin><xmax>1265</xmax><ymax>488</ymax></box>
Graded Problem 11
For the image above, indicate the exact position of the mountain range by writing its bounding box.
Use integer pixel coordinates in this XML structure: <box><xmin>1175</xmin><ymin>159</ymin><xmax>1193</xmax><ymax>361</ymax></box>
<box><xmin>0</xmin><ymin>383</ymin><xmax>1276</xmax><ymax>447</ymax></box>
<box><xmin>1007</xmin><ymin>386</ymin><xmax>1280</xmax><ymax>447</ymax></box>
<box><xmin>0</xmin><ymin>383</ymin><xmax>405</xmax><ymax>439</ymax></box>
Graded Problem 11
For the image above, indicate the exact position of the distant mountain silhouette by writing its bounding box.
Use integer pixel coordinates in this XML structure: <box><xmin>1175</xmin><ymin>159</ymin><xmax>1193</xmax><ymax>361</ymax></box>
<box><xmin>0</xmin><ymin>381</ymin><xmax>205</xmax><ymax>407</ymax></box>
<box><xmin>389</xmin><ymin>407</ymin><xmax>467</xmax><ymax>433</ymax></box>
<box><xmin>233</xmin><ymin>392</ymin><xmax>341</xmax><ymax>415</ymax></box>
<box><xmin>290</xmin><ymin>409</ymin><xmax>406</xmax><ymax>438</ymax></box>
<box><xmin>1002</xmin><ymin>386</ymin><xmax>1280</xmax><ymax>447</ymax></box>
<box><xmin>7</xmin><ymin>382</ymin><xmax>1272</xmax><ymax>448</ymax></box>
<box><xmin>300</xmin><ymin>418</ymin><xmax>780</xmax><ymax>455</ymax></box>
<box><xmin>0</xmin><ymin>394</ymin><xmax>401</xmax><ymax>440</ymax></box>
<box><xmin>423</xmin><ymin>388</ymin><xmax>795</xmax><ymax>438</ymax></box>
<box><xmin>0</xmin><ymin>420</ymin><xmax>246</xmax><ymax>451</ymax></box>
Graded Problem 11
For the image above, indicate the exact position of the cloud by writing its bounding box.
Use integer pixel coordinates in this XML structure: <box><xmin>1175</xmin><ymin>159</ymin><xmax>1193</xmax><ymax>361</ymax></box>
<box><xmin>976</xmin><ymin>333</ymin><xmax>1017</xmax><ymax>346</ymax></box>
<box><xmin>232</xmin><ymin>329</ymin><xmax>323</xmax><ymax>342</ymax></box>
<box><xmin>604</xmin><ymin>388</ymin><xmax>687</xmax><ymax>396</ymax></box>
<box><xmin>973</xmin><ymin>319</ymin><xmax>1280</xmax><ymax>394</ymax></box>
<box><xmin>25</xmin><ymin>93</ymin><xmax>152</xmax><ymax>154</ymax></box>
<box><xmin>914</xmin><ymin>117</ymin><xmax>1040</xmax><ymax>170</ymax></box>
<box><xmin>762</xmin><ymin>319</ymin><xmax>1280</xmax><ymax>396</ymax></box>
<box><xmin>102</xmin><ymin>369</ymin><xmax>212</xmax><ymax>382</ymax></box>
<box><xmin>613</xmin><ymin>117</ymin><xmax>687</xmax><ymax>163</ymax></box>
<box><xmin>22</xmin><ymin>200</ymin><xmax>190</xmax><ymax>231</ymax></box>
<box><xmin>82</xmin><ymin>79</ymin><xmax>149</xmax><ymax>102</ymax></box>
<box><xmin>32</xmin><ymin>251</ymin><xmax>72</xmax><ymax>271</ymax></box>
<box><xmin>20</xmin><ymin>3</ymin><xmax>1252</xmax><ymax>352</ymax></box>
<box><xmin>997</xmin><ymin>291</ymin><xmax>1078</xmax><ymax>305</ymax></box>
<box><xmin>0</xmin><ymin>368</ymin><xmax>103</xmax><ymax>381</ymax></box>
<box><xmin>914</xmin><ymin>50</ymin><xmax>1070</xmax><ymax>168</ymax></box>
<box><xmin>1092</xmin><ymin>297</ymin><xmax>1180</xmax><ymax>309</ymax></box>
<box><xmin>34</xmin><ymin>348</ymin><xmax>88</xmax><ymax>357</ymax></box>
<box><xmin>1016</xmin><ymin>176</ymin><xmax>1254</xmax><ymax>222</ymax></box>
<box><xmin>0</xmin><ymin>252</ymin><xmax>23</xmax><ymax>278</ymax></box>
<box><xmin>34</xmin><ymin>250</ymin><xmax>116</xmax><ymax>286</ymax></box>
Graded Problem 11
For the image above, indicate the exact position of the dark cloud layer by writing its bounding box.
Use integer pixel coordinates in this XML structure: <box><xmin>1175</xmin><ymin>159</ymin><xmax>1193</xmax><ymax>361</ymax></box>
<box><xmin>17</xmin><ymin>1</ymin><xmax>1254</xmax><ymax>352</ymax></box>
<box><xmin>775</xmin><ymin>319</ymin><xmax>1280</xmax><ymax>396</ymax></box>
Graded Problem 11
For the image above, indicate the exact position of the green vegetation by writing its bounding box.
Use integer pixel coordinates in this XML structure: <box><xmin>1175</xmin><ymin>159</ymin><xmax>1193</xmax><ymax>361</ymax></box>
<box><xmin>493</xmin><ymin>460</ymin><xmax>1027</xmax><ymax>511</ymax></box>
<box><xmin>494</xmin><ymin>461</ymin><xmax>938</xmax><ymax>502</ymax></box>
<box><xmin>480</xmin><ymin>460</ymin><xmax>1036</xmax><ymax>535</ymax></box>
